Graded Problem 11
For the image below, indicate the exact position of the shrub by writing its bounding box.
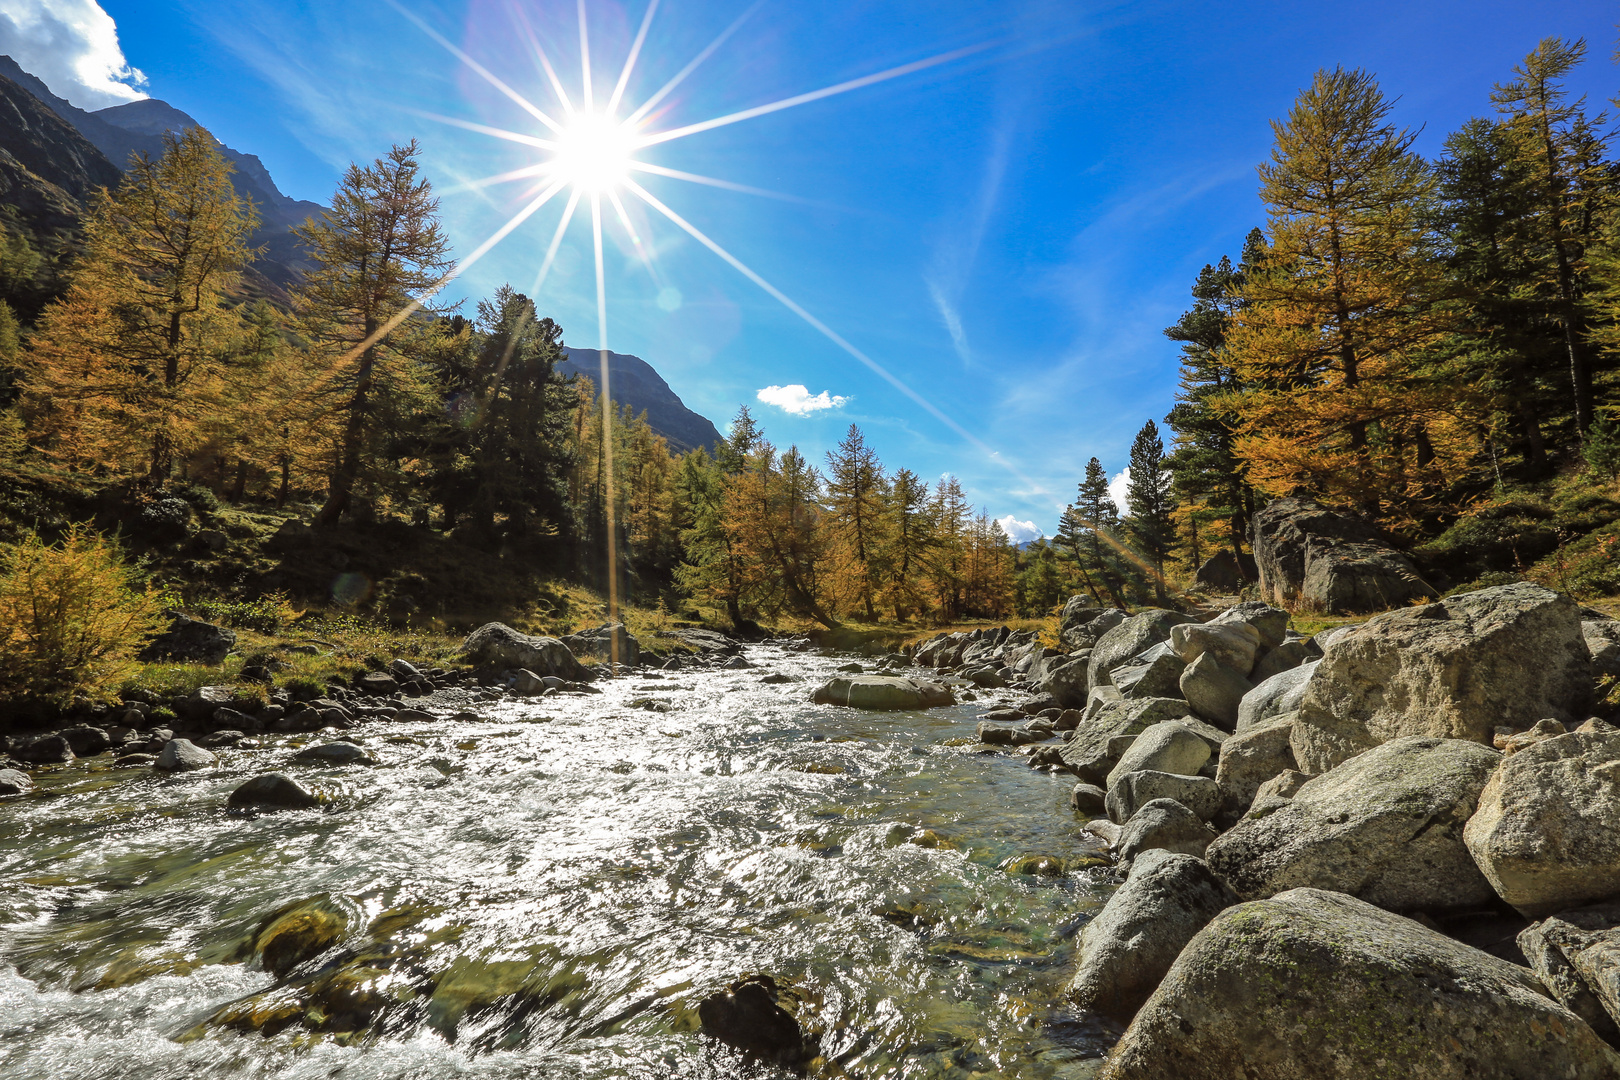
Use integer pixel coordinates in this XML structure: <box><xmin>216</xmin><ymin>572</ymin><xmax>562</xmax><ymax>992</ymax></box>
<box><xmin>0</xmin><ymin>527</ymin><xmax>166</xmax><ymax>704</ymax></box>
<box><xmin>187</xmin><ymin>592</ymin><xmax>302</xmax><ymax>633</ymax></box>
<box><xmin>1586</xmin><ymin>413</ymin><xmax>1620</xmax><ymax>481</ymax></box>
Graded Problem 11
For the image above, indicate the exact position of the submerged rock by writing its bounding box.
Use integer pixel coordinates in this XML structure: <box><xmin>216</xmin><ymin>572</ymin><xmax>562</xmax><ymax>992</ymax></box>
<box><xmin>0</xmin><ymin>768</ymin><xmax>31</xmax><ymax>795</ymax></box>
<box><xmin>227</xmin><ymin>772</ymin><xmax>322</xmax><ymax>812</ymax></box>
<box><xmin>696</xmin><ymin>975</ymin><xmax>815</xmax><ymax>1073</ymax></box>
<box><xmin>1100</xmin><ymin>888</ymin><xmax>1620</xmax><ymax>1080</ymax></box>
<box><xmin>291</xmin><ymin>741</ymin><xmax>378</xmax><ymax>766</ymax></box>
<box><xmin>254</xmin><ymin>898</ymin><xmax>350</xmax><ymax>977</ymax></box>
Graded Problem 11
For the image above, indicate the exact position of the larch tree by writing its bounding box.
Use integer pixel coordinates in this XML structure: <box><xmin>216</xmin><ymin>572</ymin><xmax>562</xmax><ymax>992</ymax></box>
<box><xmin>881</xmin><ymin>466</ymin><xmax>934</xmax><ymax>620</ymax></box>
<box><xmin>22</xmin><ymin>127</ymin><xmax>256</xmax><ymax>479</ymax></box>
<box><xmin>296</xmin><ymin>140</ymin><xmax>452</xmax><ymax>525</ymax></box>
<box><xmin>1225</xmin><ymin>67</ymin><xmax>1475</xmax><ymax>523</ymax></box>
<box><xmin>1125</xmin><ymin>421</ymin><xmax>1174</xmax><ymax>605</ymax></box>
<box><xmin>824</xmin><ymin>423</ymin><xmax>888</xmax><ymax>620</ymax></box>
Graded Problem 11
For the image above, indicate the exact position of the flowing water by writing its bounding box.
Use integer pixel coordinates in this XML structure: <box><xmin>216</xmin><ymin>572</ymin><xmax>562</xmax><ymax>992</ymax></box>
<box><xmin>0</xmin><ymin>645</ymin><xmax>1119</xmax><ymax>1079</ymax></box>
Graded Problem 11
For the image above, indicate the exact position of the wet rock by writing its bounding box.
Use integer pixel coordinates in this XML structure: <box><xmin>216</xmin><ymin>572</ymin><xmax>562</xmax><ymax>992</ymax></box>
<box><xmin>1000</xmin><ymin>854</ymin><xmax>1068</xmax><ymax>876</ymax></box>
<box><xmin>1116</xmin><ymin>798</ymin><xmax>1217</xmax><ymax>866</ymax></box>
<box><xmin>0</xmin><ymin>768</ymin><xmax>31</xmax><ymax>794</ymax></box>
<box><xmin>1106</xmin><ymin>722</ymin><xmax>1210</xmax><ymax>788</ymax></box>
<box><xmin>291</xmin><ymin>741</ymin><xmax>378</xmax><ymax>766</ymax></box>
<box><xmin>228</xmin><ymin>772</ymin><xmax>322</xmax><ymax>812</ymax></box>
<box><xmin>1089</xmin><ymin>610</ymin><xmax>1195</xmax><ymax>691</ymax></box>
<box><xmin>156</xmin><ymin>738</ymin><xmax>216</xmax><ymax>772</ymax></box>
<box><xmin>255</xmin><ymin>899</ymin><xmax>349</xmax><ymax>977</ymax></box>
<box><xmin>16</xmin><ymin>734</ymin><xmax>74</xmax><ymax>764</ymax></box>
<box><xmin>1110</xmin><ymin>643</ymin><xmax>1187</xmax><ymax>700</ymax></box>
<box><xmin>1235</xmin><ymin>661</ymin><xmax>1317</xmax><ymax>732</ymax></box>
<box><xmin>138</xmin><ymin>614</ymin><xmax>236</xmax><ymax>665</ymax></box>
<box><xmin>697</xmin><ymin>975</ymin><xmax>815</xmax><ymax>1073</ymax></box>
<box><xmin>1517</xmin><ymin>902</ymin><xmax>1620</xmax><ymax>1044</ymax></box>
<box><xmin>1207</xmin><ymin>736</ymin><xmax>1500</xmax><ymax>914</ymax></box>
<box><xmin>1250</xmin><ymin>496</ymin><xmax>1438</xmax><ymax>614</ymax></box>
<box><xmin>459</xmin><ymin>623</ymin><xmax>594</xmax><ymax>682</ymax></box>
<box><xmin>1067</xmin><ymin>849</ymin><xmax>1237</xmax><ymax>1022</ymax></box>
<box><xmin>976</xmin><ymin>722</ymin><xmax>1044</xmax><ymax>747</ymax></box>
<box><xmin>1465</xmin><ymin>728</ymin><xmax>1620</xmax><ymax>918</ymax></box>
<box><xmin>1100</xmin><ymin>888</ymin><xmax>1620</xmax><ymax>1080</ymax></box>
<box><xmin>1214</xmin><ymin>713</ymin><xmax>1298</xmax><ymax>812</ymax></box>
<box><xmin>722</xmin><ymin>656</ymin><xmax>753</xmax><ymax>670</ymax></box>
<box><xmin>58</xmin><ymin>725</ymin><xmax>110</xmax><ymax>756</ymax></box>
<box><xmin>1293</xmin><ymin>583</ymin><xmax>1591</xmax><ymax>773</ymax></box>
<box><xmin>809</xmin><ymin>675</ymin><xmax>953</xmax><ymax>711</ymax></box>
<box><xmin>1178</xmin><ymin>652</ymin><xmax>1253</xmax><ymax>730</ymax></box>
<box><xmin>115</xmin><ymin>753</ymin><xmax>156</xmax><ymax>767</ymax></box>
<box><xmin>1107</xmin><ymin>770</ymin><xmax>1222</xmax><ymax>824</ymax></box>
<box><xmin>760</xmin><ymin>672</ymin><xmax>799</xmax><ymax>684</ymax></box>
<box><xmin>1070</xmin><ymin>783</ymin><xmax>1107</xmax><ymax>814</ymax></box>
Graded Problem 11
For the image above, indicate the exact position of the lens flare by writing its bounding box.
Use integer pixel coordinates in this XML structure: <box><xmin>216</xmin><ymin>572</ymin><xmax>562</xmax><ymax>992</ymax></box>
<box><xmin>551</xmin><ymin>110</ymin><xmax>637</xmax><ymax>193</ymax></box>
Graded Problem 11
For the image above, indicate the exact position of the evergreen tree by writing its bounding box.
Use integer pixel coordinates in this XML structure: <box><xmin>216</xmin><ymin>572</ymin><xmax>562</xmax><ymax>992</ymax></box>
<box><xmin>824</xmin><ymin>423</ymin><xmax>888</xmax><ymax>620</ymax></box>
<box><xmin>1126</xmin><ymin>421</ymin><xmax>1174</xmax><ymax>605</ymax></box>
<box><xmin>881</xmin><ymin>466</ymin><xmax>934</xmax><ymax>621</ymax></box>
<box><xmin>296</xmin><ymin>140</ymin><xmax>452</xmax><ymax>525</ymax></box>
<box><xmin>1074</xmin><ymin>456</ymin><xmax>1124</xmax><ymax>605</ymax></box>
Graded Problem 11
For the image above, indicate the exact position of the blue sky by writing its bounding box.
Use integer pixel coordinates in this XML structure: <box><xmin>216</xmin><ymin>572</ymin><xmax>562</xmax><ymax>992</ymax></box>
<box><xmin>4</xmin><ymin>0</ymin><xmax>1617</xmax><ymax>540</ymax></box>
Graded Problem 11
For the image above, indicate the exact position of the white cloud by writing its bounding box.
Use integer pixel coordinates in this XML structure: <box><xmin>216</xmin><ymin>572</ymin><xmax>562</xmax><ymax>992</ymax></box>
<box><xmin>0</xmin><ymin>0</ymin><xmax>148</xmax><ymax>109</ymax></box>
<box><xmin>997</xmin><ymin>515</ymin><xmax>1042</xmax><ymax>545</ymax></box>
<box><xmin>1107</xmin><ymin>467</ymin><xmax>1131</xmax><ymax>516</ymax></box>
<box><xmin>756</xmin><ymin>384</ymin><xmax>848</xmax><ymax>416</ymax></box>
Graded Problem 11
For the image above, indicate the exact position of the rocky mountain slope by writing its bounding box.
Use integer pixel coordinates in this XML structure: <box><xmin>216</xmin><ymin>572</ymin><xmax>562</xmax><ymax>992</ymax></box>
<box><xmin>559</xmin><ymin>346</ymin><xmax>724</xmax><ymax>455</ymax></box>
<box><xmin>0</xmin><ymin>70</ymin><xmax>119</xmax><ymax>239</ymax></box>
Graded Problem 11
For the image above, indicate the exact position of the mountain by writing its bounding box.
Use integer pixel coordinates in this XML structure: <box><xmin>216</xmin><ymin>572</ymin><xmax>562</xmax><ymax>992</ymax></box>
<box><xmin>559</xmin><ymin>346</ymin><xmax>724</xmax><ymax>455</ymax></box>
<box><xmin>0</xmin><ymin>55</ymin><xmax>326</xmax><ymax>298</ymax></box>
<box><xmin>0</xmin><ymin>70</ymin><xmax>120</xmax><ymax>237</ymax></box>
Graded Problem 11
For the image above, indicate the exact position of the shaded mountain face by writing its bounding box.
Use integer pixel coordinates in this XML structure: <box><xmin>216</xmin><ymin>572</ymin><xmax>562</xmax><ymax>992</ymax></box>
<box><xmin>559</xmin><ymin>346</ymin><xmax>724</xmax><ymax>455</ymax></box>
<box><xmin>0</xmin><ymin>55</ymin><xmax>326</xmax><ymax>297</ymax></box>
<box><xmin>0</xmin><ymin>71</ymin><xmax>120</xmax><ymax>237</ymax></box>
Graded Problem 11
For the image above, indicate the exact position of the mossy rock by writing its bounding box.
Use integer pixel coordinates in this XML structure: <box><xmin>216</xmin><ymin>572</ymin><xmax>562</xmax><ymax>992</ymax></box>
<box><xmin>998</xmin><ymin>854</ymin><xmax>1067</xmax><ymax>877</ymax></box>
<box><xmin>252</xmin><ymin>897</ymin><xmax>350</xmax><ymax>977</ymax></box>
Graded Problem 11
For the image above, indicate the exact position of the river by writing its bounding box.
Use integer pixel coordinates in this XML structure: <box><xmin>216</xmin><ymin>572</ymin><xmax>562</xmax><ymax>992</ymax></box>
<box><xmin>0</xmin><ymin>644</ymin><xmax>1118</xmax><ymax>1079</ymax></box>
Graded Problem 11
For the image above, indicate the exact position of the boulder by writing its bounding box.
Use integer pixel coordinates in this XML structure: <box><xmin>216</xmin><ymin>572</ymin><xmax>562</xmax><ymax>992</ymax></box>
<box><xmin>1067</xmin><ymin>849</ymin><xmax>1237</xmax><ymax>1022</ymax></box>
<box><xmin>155</xmin><ymin>738</ymin><xmax>216</xmax><ymax>772</ymax></box>
<box><xmin>1116</xmin><ymin>798</ymin><xmax>1218</xmax><ymax>866</ymax></box>
<box><xmin>1061</xmin><ymin>698</ymin><xmax>1195</xmax><ymax>786</ymax></box>
<box><xmin>1169</xmin><ymin>621</ymin><xmax>1262</xmax><ymax>674</ymax></box>
<box><xmin>0</xmin><ymin>768</ymin><xmax>32</xmax><ymax>794</ymax></box>
<box><xmin>1236</xmin><ymin>661</ymin><xmax>1317</xmax><ymax>732</ymax></box>
<box><xmin>696</xmin><ymin>975</ymin><xmax>814</xmax><ymax>1072</ymax></box>
<box><xmin>563</xmin><ymin>622</ymin><xmax>642</xmax><ymax>667</ymax></box>
<box><xmin>227</xmin><ymin>772</ymin><xmax>322</xmax><ymax>811</ymax></box>
<box><xmin>291</xmin><ymin>741</ymin><xmax>378</xmax><ymax>766</ymax></box>
<box><xmin>1293</xmin><ymin>583</ymin><xmax>1593</xmax><ymax>773</ymax></box>
<box><xmin>1194</xmin><ymin>548</ymin><xmax>1250</xmax><ymax>591</ymax></box>
<box><xmin>1107</xmin><ymin>721</ymin><xmax>1211</xmax><ymax>788</ymax></box>
<box><xmin>1178</xmin><ymin>653</ymin><xmax>1253</xmax><ymax>730</ymax></box>
<box><xmin>976</xmin><ymin>723</ymin><xmax>1044</xmax><ymax>747</ymax></box>
<box><xmin>1037</xmin><ymin>654</ymin><xmax>1091</xmax><ymax>709</ymax></box>
<box><xmin>1059</xmin><ymin>597</ymin><xmax>1106</xmax><ymax>648</ymax></box>
<box><xmin>1249</xmin><ymin>636</ymin><xmax>1316</xmax><ymax>683</ymax></box>
<box><xmin>1207</xmin><ymin>736</ymin><xmax>1500</xmax><ymax>913</ymax></box>
<box><xmin>58</xmin><ymin>725</ymin><xmax>110</xmax><ymax>756</ymax></box>
<box><xmin>459</xmin><ymin>623</ymin><xmax>594</xmax><ymax>682</ymax></box>
<box><xmin>809</xmin><ymin>675</ymin><xmax>954</xmax><ymax>711</ymax></box>
<box><xmin>354</xmin><ymin>671</ymin><xmax>399</xmax><ymax>696</ymax></box>
<box><xmin>1088</xmin><ymin>610</ymin><xmax>1195</xmax><ymax>691</ymax></box>
<box><xmin>1099</xmin><ymin>888</ymin><xmax>1620</xmax><ymax>1080</ymax></box>
<box><xmin>1250</xmin><ymin>496</ymin><xmax>1438</xmax><ymax>614</ymax></box>
<box><xmin>1064</xmin><ymin>607</ymin><xmax>1127</xmax><ymax>652</ymax></box>
<box><xmin>1587</xmin><ymin>618</ymin><xmax>1620</xmax><ymax>678</ymax></box>
<box><xmin>1214</xmin><ymin>713</ymin><xmax>1299</xmax><ymax>812</ymax></box>
<box><xmin>16</xmin><ymin>734</ymin><xmax>73</xmax><ymax>764</ymax></box>
<box><xmin>1209</xmin><ymin>601</ymin><xmax>1290</xmax><ymax>650</ymax></box>
<box><xmin>1518</xmin><ymin>902</ymin><xmax>1620</xmax><ymax>1044</ymax></box>
<box><xmin>1070</xmin><ymin>783</ymin><xmax>1107</xmax><ymax>814</ymax></box>
<box><xmin>138</xmin><ymin>614</ymin><xmax>236</xmax><ymax>665</ymax></box>
<box><xmin>1107</xmin><ymin>770</ymin><xmax>1222</xmax><ymax>824</ymax></box>
<box><xmin>1249</xmin><ymin>769</ymin><xmax>1311</xmax><ymax>817</ymax></box>
<box><xmin>1109</xmin><ymin>643</ymin><xmax>1187</xmax><ymax>699</ymax></box>
<box><xmin>1464</xmin><ymin>728</ymin><xmax>1620</xmax><ymax>918</ymax></box>
<box><xmin>177</xmin><ymin>685</ymin><xmax>237</xmax><ymax>721</ymax></box>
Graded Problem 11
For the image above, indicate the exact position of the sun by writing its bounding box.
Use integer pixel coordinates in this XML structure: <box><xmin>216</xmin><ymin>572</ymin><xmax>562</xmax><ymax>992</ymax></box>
<box><xmin>550</xmin><ymin>110</ymin><xmax>638</xmax><ymax>193</ymax></box>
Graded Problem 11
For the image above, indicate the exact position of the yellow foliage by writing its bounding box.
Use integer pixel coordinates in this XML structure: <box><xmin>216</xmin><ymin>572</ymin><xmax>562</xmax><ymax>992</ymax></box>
<box><xmin>0</xmin><ymin>527</ymin><xmax>166</xmax><ymax>704</ymax></box>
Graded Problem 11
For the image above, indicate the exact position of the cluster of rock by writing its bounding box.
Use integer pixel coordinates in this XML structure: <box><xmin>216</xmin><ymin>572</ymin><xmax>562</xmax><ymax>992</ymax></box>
<box><xmin>1029</xmin><ymin>582</ymin><xmax>1620</xmax><ymax>1078</ymax></box>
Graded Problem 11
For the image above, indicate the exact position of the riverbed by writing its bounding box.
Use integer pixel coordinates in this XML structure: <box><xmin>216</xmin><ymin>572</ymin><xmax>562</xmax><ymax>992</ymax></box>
<box><xmin>0</xmin><ymin>645</ymin><xmax>1117</xmax><ymax>1079</ymax></box>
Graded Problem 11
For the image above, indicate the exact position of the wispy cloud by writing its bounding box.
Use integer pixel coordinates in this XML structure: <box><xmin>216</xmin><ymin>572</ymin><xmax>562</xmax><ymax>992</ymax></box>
<box><xmin>0</xmin><ymin>0</ymin><xmax>147</xmax><ymax>108</ymax></box>
<box><xmin>925</xmin><ymin>119</ymin><xmax>1014</xmax><ymax>368</ymax></box>
<box><xmin>757</xmin><ymin>384</ymin><xmax>848</xmax><ymax>415</ymax></box>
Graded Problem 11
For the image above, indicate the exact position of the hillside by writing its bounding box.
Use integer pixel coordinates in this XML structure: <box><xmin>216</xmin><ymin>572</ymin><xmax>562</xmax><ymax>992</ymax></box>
<box><xmin>559</xmin><ymin>346</ymin><xmax>724</xmax><ymax>455</ymax></box>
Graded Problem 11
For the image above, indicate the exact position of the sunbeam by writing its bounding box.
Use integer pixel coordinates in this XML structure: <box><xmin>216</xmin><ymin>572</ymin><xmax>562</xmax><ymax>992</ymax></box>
<box><xmin>529</xmin><ymin>187</ymin><xmax>582</xmax><ymax>297</ymax></box>
<box><xmin>607</xmin><ymin>0</ymin><xmax>660</xmax><ymax>115</ymax></box>
<box><xmin>629</xmin><ymin>161</ymin><xmax>808</xmax><ymax>203</ymax></box>
<box><xmin>624</xmin><ymin>0</ymin><xmax>764</xmax><ymax>126</ymax></box>
<box><xmin>589</xmin><ymin>191</ymin><xmax>622</xmax><ymax>654</ymax></box>
<box><xmin>385</xmin><ymin>0</ymin><xmax>564</xmax><ymax>134</ymax></box>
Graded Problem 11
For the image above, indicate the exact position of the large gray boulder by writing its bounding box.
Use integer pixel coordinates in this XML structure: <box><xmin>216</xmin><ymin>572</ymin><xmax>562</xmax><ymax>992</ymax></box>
<box><xmin>138</xmin><ymin>614</ymin><xmax>236</xmax><ymax>665</ymax></box>
<box><xmin>1249</xmin><ymin>635</ymin><xmax>1316</xmax><ymax>683</ymax></box>
<box><xmin>1169</xmin><ymin>620</ymin><xmax>1263</xmax><ymax>675</ymax></box>
<box><xmin>809</xmin><ymin>675</ymin><xmax>954</xmax><ymax>711</ymax></box>
<box><xmin>562</xmin><ymin>622</ymin><xmax>641</xmax><ymax>667</ymax></box>
<box><xmin>1518</xmin><ymin>902</ymin><xmax>1620</xmax><ymax>1045</ymax></box>
<box><xmin>1117</xmin><ymin>798</ymin><xmax>1219</xmax><ymax>866</ymax></box>
<box><xmin>1109</xmin><ymin>642</ymin><xmax>1187</xmax><ymax>699</ymax></box>
<box><xmin>1465</xmin><ymin>729</ymin><xmax>1620</xmax><ymax>918</ymax></box>
<box><xmin>1061</xmin><ymin>699</ymin><xmax>1195</xmax><ymax>785</ymax></box>
<box><xmin>1250</xmin><ymin>496</ymin><xmax>1438</xmax><ymax>615</ymax></box>
<box><xmin>1107</xmin><ymin>770</ymin><xmax>1222</xmax><ymax>824</ymax></box>
<box><xmin>1236</xmin><ymin>660</ymin><xmax>1316</xmax><ymax>732</ymax></box>
<box><xmin>1586</xmin><ymin>618</ymin><xmax>1620</xmax><ymax>677</ymax></box>
<box><xmin>1178</xmin><ymin>653</ymin><xmax>1253</xmax><ymax>730</ymax></box>
<box><xmin>1099</xmin><ymin>888</ymin><xmax>1620</xmax><ymax>1080</ymax></box>
<box><xmin>227</xmin><ymin>772</ymin><xmax>322</xmax><ymax>811</ymax></box>
<box><xmin>1292</xmin><ymin>583</ymin><xmax>1592</xmax><ymax>773</ymax></box>
<box><xmin>155</xmin><ymin>738</ymin><xmax>216</xmax><ymax>772</ymax></box>
<box><xmin>1107</xmin><ymin>721</ymin><xmax>1211</xmax><ymax>787</ymax></box>
<box><xmin>460</xmin><ymin>623</ymin><xmax>594</xmax><ymax>682</ymax></box>
<box><xmin>1058</xmin><ymin>597</ymin><xmax>1105</xmax><ymax>648</ymax></box>
<box><xmin>1088</xmin><ymin>610</ymin><xmax>1194</xmax><ymax>690</ymax></box>
<box><xmin>1207</xmin><ymin>736</ymin><xmax>1501</xmax><ymax>913</ymax></box>
<box><xmin>1063</xmin><ymin>606</ymin><xmax>1126</xmax><ymax>652</ymax></box>
<box><xmin>1208</xmin><ymin>601</ymin><xmax>1289</xmax><ymax>650</ymax></box>
<box><xmin>1214</xmin><ymin>712</ymin><xmax>1299</xmax><ymax>812</ymax></box>
<box><xmin>1038</xmin><ymin>654</ymin><xmax>1091</xmax><ymax>709</ymax></box>
<box><xmin>1066</xmin><ymin>849</ymin><xmax>1236</xmax><ymax>1021</ymax></box>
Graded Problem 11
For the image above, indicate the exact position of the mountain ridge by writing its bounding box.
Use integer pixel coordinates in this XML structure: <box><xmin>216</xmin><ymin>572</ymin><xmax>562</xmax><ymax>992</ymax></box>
<box><xmin>559</xmin><ymin>346</ymin><xmax>724</xmax><ymax>455</ymax></box>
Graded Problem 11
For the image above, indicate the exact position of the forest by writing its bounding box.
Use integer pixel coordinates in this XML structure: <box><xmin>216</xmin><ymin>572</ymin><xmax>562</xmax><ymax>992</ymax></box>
<box><xmin>0</xmin><ymin>35</ymin><xmax>1618</xmax><ymax>649</ymax></box>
